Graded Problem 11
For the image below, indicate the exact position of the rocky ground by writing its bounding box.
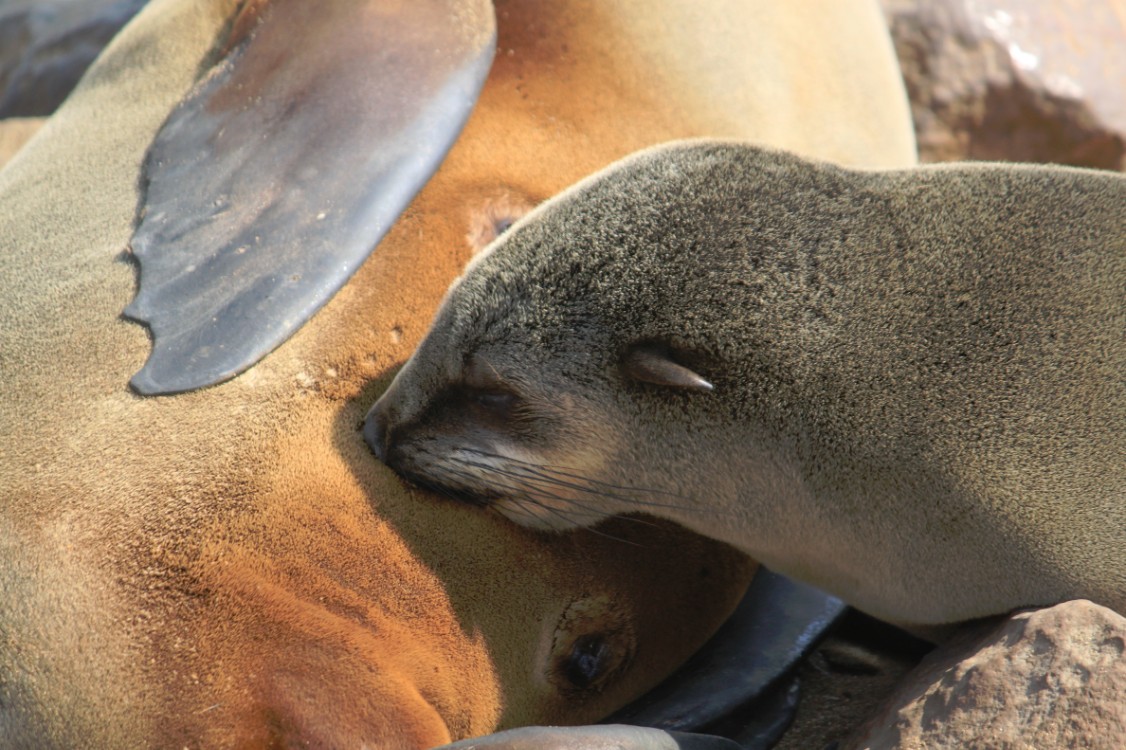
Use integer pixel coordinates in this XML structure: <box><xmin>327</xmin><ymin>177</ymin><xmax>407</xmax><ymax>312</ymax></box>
<box><xmin>848</xmin><ymin>601</ymin><xmax>1126</xmax><ymax>749</ymax></box>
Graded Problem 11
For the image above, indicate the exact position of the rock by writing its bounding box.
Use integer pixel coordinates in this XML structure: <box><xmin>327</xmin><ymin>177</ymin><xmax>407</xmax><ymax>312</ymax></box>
<box><xmin>847</xmin><ymin>600</ymin><xmax>1126</xmax><ymax>749</ymax></box>
<box><xmin>881</xmin><ymin>0</ymin><xmax>1126</xmax><ymax>169</ymax></box>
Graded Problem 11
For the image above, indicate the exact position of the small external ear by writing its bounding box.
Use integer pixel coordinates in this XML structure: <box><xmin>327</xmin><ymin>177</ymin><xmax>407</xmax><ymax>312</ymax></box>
<box><xmin>621</xmin><ymin>345</ymin><xmax>713</xmax><ymax>392</ymax></box>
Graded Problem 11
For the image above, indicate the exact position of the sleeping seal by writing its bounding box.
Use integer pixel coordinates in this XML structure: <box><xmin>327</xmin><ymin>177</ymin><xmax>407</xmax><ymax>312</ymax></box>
<box><xmin>364</xmin><ymin>141</ymin><xmax>1125</xmax><ymax>628</ymax></box>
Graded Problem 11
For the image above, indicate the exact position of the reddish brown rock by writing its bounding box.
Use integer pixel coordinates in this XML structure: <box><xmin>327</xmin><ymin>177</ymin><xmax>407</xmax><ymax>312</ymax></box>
<box><xmin>882</xmin><ymin>0</ymin><xmax>1126</xmax><ymax>168</ymax></box>
<box><xmin>847</xmin><ymin>600</ymin><xmax>1126</xmax><ymax>749</ymax></box>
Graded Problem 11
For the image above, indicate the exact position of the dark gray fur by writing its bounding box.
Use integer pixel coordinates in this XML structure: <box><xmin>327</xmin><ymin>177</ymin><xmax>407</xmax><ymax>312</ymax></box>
<box><xmin>368</xmin><ymin>141</ymin><xmax>1125</xmax><ymax>627</ymax></box>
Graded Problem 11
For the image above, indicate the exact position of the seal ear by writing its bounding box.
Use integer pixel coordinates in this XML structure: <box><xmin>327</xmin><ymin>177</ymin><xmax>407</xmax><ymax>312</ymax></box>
<box><xmin>622</xmin><ymin>344</ymin><xmax>713</xmax><ymax>392</ymax></box>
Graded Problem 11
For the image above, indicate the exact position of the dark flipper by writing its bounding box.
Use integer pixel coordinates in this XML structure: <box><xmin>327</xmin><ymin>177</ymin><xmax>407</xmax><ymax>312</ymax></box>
<box><xmin>606</xmin><ymin>569</ymin><xmax>844</xmax><ymax>731</ymax></box>
<box><xmin>126</xmin><ymin>0</ymin><xmax>495</xmax><ymax>394</ymax></box>
<box><xmin>706</xmin><ymin>672</ymin><xmax>801</xmax><ymax>750</ymax></box>
<box><xmin>437</xmin><ymin>724</ymin><xmax>745</xmax><ymax>750</ymax></box>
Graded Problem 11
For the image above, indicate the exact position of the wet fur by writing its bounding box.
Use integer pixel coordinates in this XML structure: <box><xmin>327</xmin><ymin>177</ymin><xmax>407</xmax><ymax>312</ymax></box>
<box><xmin>372</xmin><ymin>141</ymin><xmax>1126</xmax><ymax>628</ymax></box>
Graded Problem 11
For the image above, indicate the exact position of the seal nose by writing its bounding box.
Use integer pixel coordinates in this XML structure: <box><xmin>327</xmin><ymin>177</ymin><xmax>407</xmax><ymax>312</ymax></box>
<box><xmin>362</xmin><ymin>404</ymin><xmax>389</xmax><ymax>462</ymax></box>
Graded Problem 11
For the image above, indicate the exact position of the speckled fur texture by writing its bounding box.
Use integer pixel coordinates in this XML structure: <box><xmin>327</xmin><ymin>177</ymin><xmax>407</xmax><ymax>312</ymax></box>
<box><xmin>376</xmin><ymin>141</ymin><xmax>1125</xmax><ymax>629</ymax></box>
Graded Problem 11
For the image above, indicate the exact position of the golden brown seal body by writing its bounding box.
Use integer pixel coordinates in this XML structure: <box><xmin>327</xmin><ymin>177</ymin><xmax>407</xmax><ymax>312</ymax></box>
<box><xmin>366</xmin><ymin>141</ymin><xmax>1126</xmax><ymax>628</ymax></box>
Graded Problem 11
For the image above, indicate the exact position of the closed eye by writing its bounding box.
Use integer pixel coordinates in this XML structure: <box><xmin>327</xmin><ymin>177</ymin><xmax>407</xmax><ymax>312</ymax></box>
<box><xmin>471</xmin><ymin>388</ymin><xmax>517</xmax><ymax>412</ymax></box>
<box><xmin>462</xmin><ymin>354</ymin><xmax>521</xmax><ymax>416</ymax></box>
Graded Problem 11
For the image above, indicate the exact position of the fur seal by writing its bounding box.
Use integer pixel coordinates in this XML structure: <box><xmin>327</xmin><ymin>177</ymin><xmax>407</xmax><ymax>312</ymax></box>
<box><xmin>365</xmin><ymin>140</ymin><xmax>1126</xmax><ymax>628</ymax></box>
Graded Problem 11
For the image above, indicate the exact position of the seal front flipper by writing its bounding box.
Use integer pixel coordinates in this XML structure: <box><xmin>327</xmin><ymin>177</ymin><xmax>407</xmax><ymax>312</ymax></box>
<box><xmin>606</xmin><ymin>569</ymin><xmax>844</xmax><ymax>736</ymax></box>
<box><xmin>125</xmin><ymin>0</ymin><xmax>496</xmax><ymax>395</ymax></box>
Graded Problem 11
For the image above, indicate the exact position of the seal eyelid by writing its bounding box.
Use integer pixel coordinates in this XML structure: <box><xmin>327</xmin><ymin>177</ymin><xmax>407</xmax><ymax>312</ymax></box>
<box><xmin>621</xmin><ymin>344</ymin><xmax>714</xmax><ymax>392</ymax></box>
<box><xmin>470</xmin><ymin>388</ymin><xmax>518</xmax><ymax>411</ymax></box>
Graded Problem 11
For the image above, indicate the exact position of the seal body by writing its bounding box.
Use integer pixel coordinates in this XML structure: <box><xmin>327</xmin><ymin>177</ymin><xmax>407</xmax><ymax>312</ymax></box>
<box><xmin>366</xmin><ymin>141</ymin><xmax>1126</xmax><ymax>628</ymax></box>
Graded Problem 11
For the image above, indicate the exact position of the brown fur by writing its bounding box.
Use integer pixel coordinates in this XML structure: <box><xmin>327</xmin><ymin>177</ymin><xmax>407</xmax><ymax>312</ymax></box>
<box><xmin>0</xmin><ymin>0</ymin><xmax>915</xmax><ymax>747</ymax></box>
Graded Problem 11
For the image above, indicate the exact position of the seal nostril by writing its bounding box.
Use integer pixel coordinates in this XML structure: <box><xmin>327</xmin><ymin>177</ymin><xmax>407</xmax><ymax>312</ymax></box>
<box><xmin>362</xmin><ymin>409</ymin><xmax>388</xmax><ymax>462</ymax></box>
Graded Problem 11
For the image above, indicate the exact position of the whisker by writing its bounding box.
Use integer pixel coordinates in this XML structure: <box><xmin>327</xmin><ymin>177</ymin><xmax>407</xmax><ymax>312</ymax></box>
<box><xmin>563</xmin><ymin>519</ymin><xmax>644</xmax><ymax>546</ymax></box>
<box><xmin>436</xmin><ymin>460</ymin><xmax>645</xmax><ymax>546</ymax></box>
<box><xmin>406</xmin><ymin>442</ymin><xmax>728</xmax><ymax>547</ymax></box>
<box><xmin>461</xmin><ymin>447</ymin><xmax>684</xmax><ymax>498</ymax></box>
<box><xmin>413</xmin><ymin>465</ymin><xmax>487</xmax><ymax>507</ymax></box>
<box><xmin>507</xmin><ymin>495</ymin><xmax>643</xmax><ymax>546</ymax></box>
<box><xmin>441</xmin><ymin>463</ymin><xmax>611</xmax><ymax>523</ymax></box>
<box><xmin>456</xmin><ymin>451</ymin><xmax>713</xmax><ymax>517</ymax></box>
<box><xmin>456</xmin><ymin>460</ymin><xmax>662</xmax><ymax>530</ymax></box>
